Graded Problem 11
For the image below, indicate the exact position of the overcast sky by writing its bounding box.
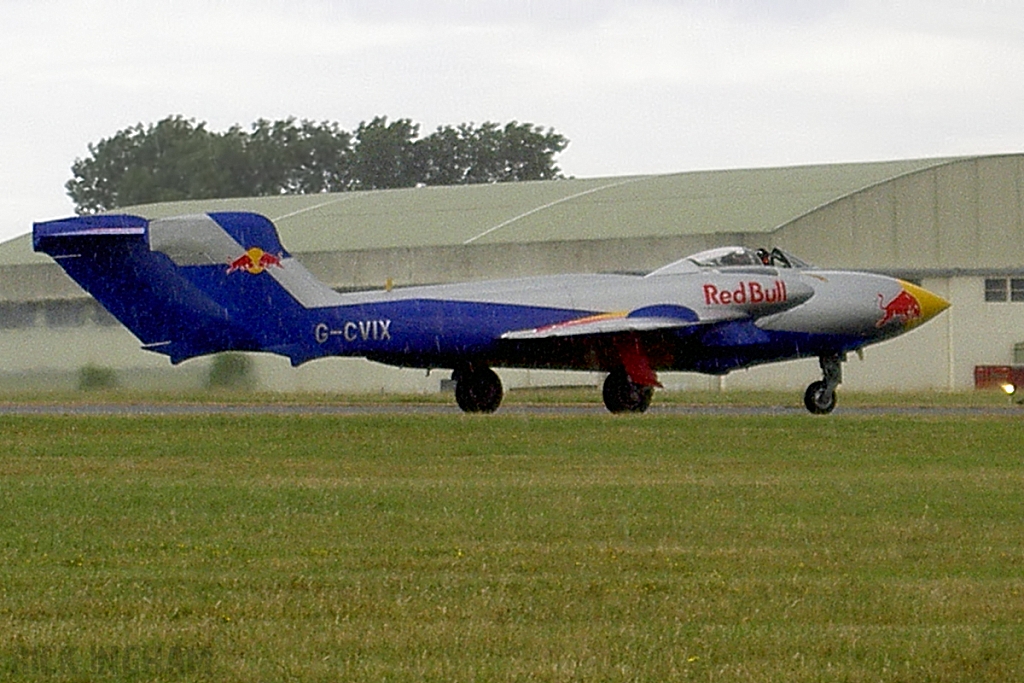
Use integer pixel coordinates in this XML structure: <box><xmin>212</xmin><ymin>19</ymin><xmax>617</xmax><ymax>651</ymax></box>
<box><xmin>2</xmin><ymin>0</ymin><xmax>1023</xmax><ymax>243</ymax></box>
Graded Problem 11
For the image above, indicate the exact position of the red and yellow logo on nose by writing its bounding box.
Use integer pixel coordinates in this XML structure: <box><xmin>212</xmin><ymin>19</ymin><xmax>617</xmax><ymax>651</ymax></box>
<box><xmin>877</xmin><ymin>280</ymin><xmax>950</xmax><ymax>329</ymax></box>
<box><xmin>226</xmin><ymin>247</ymin><xmax>283</xmax><ymax>275</ymax></box>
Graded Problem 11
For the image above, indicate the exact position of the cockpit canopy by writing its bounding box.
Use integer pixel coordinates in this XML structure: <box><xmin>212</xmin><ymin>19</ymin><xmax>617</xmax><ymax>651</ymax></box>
<box><xmin>646</xmin><ymin>246</ymin><xmax>811</xmax><ymax>277</ymax></box>
<box><xmin>687</xmin><ymin>246</ymin><xmax>764</xmax><ymax>268</ymax></box>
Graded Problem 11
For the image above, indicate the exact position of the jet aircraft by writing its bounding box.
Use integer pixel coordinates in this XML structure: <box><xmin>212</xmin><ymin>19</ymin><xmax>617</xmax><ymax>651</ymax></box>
<box><xmin>33</xmin><ymin>211</ymin><xmax>949</xmax><ymax>414</ymax></box>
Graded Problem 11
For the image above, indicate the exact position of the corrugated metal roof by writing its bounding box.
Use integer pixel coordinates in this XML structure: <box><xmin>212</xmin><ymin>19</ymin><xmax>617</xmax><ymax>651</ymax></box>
<box><xmin>0</xmin><ymin>156</ymin><xmax>959</xmax><ymax>266</ymax></box>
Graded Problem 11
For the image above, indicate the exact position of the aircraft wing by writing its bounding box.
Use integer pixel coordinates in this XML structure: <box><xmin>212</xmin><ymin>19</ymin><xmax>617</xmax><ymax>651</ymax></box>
<box><xmin>500</xmin><ymin>308</ymin><xmax>741</xmax><ymax>341</ymax></box>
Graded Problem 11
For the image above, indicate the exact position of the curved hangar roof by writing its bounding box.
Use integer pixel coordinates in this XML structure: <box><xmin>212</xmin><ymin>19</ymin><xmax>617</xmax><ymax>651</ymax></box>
<box><xmin>6</xmin><ymin>154</ymin><xmax>1020</xmax><ymax>289</ymax></box>
<box><xmin>109</xmin><ymin>156</ymin><xmax>952</xmax><ymax>252</ymax></box>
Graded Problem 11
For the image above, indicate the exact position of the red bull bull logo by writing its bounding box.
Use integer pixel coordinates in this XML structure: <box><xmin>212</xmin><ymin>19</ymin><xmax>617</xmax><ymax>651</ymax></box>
<box><xmin>876</xmin><ymin>289</ymin><xmax>921</xmax><ymax>328</ymax></box>
<box><xmin>226</xmin><ymin>247</ymin><xmax>283</xmax><ymax>275</ymax></box>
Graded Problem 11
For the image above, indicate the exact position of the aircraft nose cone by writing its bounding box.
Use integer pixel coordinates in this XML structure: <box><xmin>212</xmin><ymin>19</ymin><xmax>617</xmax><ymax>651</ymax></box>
<box><xmin>898</xmin><ymin>280</ymin><xmax>950</xmax><ymax>329</ymax></box>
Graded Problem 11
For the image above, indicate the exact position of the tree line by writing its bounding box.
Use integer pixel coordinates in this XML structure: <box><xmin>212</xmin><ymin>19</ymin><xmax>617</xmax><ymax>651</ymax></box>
<box><xmin>66</xmin><ymin>115</ymin><xmax>570</xmax><ymax>214</ymax></box>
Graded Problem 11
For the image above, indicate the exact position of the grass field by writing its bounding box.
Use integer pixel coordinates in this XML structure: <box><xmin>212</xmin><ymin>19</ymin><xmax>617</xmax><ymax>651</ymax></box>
<box><xmin>1</xmin><ymin>406</ymin><xmax>1023</xmax><ymax>681</ymax></box>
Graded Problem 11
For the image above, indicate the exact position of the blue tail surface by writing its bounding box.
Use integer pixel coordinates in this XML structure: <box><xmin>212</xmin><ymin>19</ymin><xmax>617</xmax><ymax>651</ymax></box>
<box><xmin>33</xmin><ymin>212</ymin><xmax>328</xmax><ymax>364</ymax></box>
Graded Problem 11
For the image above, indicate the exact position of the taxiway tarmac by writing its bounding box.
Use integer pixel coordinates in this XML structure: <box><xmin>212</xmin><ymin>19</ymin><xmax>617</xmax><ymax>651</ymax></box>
<box><xmin>0</xmin><ymin>402</ymin><xmax>1018</xmax><ymax>418</ymax></box>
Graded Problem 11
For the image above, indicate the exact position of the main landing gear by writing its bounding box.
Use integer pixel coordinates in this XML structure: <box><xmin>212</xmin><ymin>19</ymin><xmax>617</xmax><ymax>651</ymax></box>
<box><xmin>602</xmin><ymin>368</ymin><xmax>654</xmax><ymax>414</ymax></box>
<box><xmin>804</xmin><ymin>354</ymin><xmax>843</xmax><ymax>415</ymax></box>
<box><xmin>452</xmin><ymin>365</ymin><xmax>503</xmax><ymax>413</ymax></box>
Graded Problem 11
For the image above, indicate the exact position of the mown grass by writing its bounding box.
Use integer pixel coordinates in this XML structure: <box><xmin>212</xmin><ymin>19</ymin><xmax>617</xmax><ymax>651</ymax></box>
<box><xmin>1</xmin><ymin>413</ymin><xmax>1023</xmax><ymax>681</ymax></box>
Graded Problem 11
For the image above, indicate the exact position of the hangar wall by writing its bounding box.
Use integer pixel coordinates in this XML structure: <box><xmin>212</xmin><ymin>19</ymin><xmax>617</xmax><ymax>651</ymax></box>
<box><xmin>772</xmin><ymin>156</ymin><xmax>1024</xmax><ymax>271</ymax></box>
<box><xmin>771</xmin><ymin>156</ymin><xmax>1024</xmax><ymax>390</ymax></box>
<box><xmin>0</xmin><ymin>323</ymin><xmax>611</xmax><ymax>395</ymax></box>
<box><xmin>2</xmin><ymin>155</ymin><xmax>1022</xmax><ymax>394</ymax></box>
<box><xmin>298</xmin><ymin>235</ymin><xmax>719</xmax><ymax>291</ymax></box>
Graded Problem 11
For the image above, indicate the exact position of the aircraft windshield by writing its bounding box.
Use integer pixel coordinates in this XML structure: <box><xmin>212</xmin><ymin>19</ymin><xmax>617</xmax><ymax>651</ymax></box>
<box><xmin>686</xmin><ymin>246</ymin><xmax>813</xmax><ymax>269</ymax></box>
<box><xmin>645</xmin><ymin>246</ymin><xmax>813</xmax><ymax>277</ymax></box>
<box><xmin>770</xmin><ymin>248</ymin><xmax>812</xmax><ymax>268</ymax></box>
<box><xmin>687</xmin><ymin>247</ymin><xmax>764</xmax><ymax>268</ymax></box>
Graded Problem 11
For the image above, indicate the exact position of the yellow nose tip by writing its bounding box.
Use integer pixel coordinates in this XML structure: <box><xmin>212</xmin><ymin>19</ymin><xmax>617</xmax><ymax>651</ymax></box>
<box><xmin>899</xmin><ymin>280</ymin><xmax>950</xmax><ymax>328</ymax></box>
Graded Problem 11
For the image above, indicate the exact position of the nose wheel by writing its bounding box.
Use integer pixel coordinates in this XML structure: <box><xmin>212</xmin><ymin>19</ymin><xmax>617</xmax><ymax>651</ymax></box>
<box><xmin>804</xmin><ymin>380</ymin><xmax>837</xmax><ymax>414</ymax></box>
<box><xmin>804</xmin><ymin>354</ymin><xmax>843</xmax><ymax>415</ymax></box>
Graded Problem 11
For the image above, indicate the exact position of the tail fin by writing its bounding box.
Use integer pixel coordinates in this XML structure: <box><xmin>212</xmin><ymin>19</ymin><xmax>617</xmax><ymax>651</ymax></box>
<box><xmin>33</xmin><ymin>212</ymin><xmax>337</xmax><ymax>364</ymax></box>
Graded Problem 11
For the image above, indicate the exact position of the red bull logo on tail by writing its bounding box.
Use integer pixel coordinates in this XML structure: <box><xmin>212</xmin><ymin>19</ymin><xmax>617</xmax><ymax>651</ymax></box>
<box><xmin>876</xmin><ymin>289</ymin><xmax>921</xmax><ymax>328</ymax></box>
<box><xmin>227</xmin><ymin>247</ymin><xmax>283</xmax><ymax>275</ymax></box>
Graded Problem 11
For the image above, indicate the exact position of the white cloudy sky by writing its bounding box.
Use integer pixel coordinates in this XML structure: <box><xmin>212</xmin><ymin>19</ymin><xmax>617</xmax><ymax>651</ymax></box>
<box><xmin>2</xmin><ymin>0</ymin><xmax>1023</xmax><ymax>243</ymax></box>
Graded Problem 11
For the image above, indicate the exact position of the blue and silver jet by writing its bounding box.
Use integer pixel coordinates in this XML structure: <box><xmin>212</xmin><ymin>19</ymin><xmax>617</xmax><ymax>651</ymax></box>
<box><xmin>33</xmin><ymin>211</ymin><xmax>949</xmax><ymax>414</ymax></box>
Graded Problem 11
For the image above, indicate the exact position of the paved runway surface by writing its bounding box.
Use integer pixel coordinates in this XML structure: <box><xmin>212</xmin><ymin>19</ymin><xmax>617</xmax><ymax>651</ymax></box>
<box><xmin>0</xmin><ymin>402</ymin><xmax>1019</xmax><ymax>417</ymax></box>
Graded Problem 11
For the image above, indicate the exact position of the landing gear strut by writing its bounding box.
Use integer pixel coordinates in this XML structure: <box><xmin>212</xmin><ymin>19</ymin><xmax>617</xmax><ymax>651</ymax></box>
<box><xmin>602</xmin><ymin>369</ymin><xmax>654</xmax><ymax>414</ymax></box>
<box><xmin>804</xmin><ymin>354</ymin><xmax>843</xmax><ymax>415</ymax></box>
<box><xmin>453</xmin><ymin>365</ymin><xmax>503</xmax><ymax>413</ymax></box>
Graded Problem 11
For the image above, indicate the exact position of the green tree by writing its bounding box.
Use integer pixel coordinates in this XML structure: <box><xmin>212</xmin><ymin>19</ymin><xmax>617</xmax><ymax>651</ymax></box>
<box><xmin>418</xmin><ymin>122</ymin><xmax>497</xmax><ymax>185</ymax></box>
<box><xmin>349</xmin><ymin>116</ymin><xmax>422</xmax><ymax>190</ymax></box>
<box><xmin>419</xmin><ymin>121</ymin><xmax>568</xmax><ymax>185</ymax></box>
<box><xmin>492</xmin><ymin>121</ymin><xmax>569</xmax><ymax>182</ymax></box>
<box><xmin>66</xmin><ymin>115</ymin><xmax>569</xmax><ymax>214</ymax></box>
<box><xmin>244</xmin><ymin>118</ymin><xmax>353</xmax><ymax>194</ymax></box>
<box><xmin>67</xmin><ymin>116</ymin><xmax>229</xmax><ymax>213</ymax></box>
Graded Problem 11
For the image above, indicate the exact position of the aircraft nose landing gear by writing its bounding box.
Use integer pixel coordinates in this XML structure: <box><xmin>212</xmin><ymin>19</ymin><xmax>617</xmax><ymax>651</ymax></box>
<box><xmin>804</xmin><ymin>354</ymin><xmax>843</xmax><ymax>415</ymax></box>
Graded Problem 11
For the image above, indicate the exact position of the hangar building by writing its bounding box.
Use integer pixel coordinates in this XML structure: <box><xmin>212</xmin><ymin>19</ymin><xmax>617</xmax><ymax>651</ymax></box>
<box><xmin>2</xmin><ymin>154</ymin><xmax>1023</xmax><ymax>394</ymax></box>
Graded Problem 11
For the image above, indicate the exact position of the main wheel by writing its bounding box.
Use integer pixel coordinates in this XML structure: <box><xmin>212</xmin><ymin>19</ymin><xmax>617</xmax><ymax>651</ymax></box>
<box><xmin>454</xmin><ymin>366</ymin><xmax>503</xmax><ymax>413</ymax></box>
<box><xmin>803</xmin><ymin>380</ymin><xmax>837</xmax><ymax>415</ymax></box>
<box><xmin>602</xmin><ymin>369</ymin><xmax>654</xmax><ymax>414</ymax></box>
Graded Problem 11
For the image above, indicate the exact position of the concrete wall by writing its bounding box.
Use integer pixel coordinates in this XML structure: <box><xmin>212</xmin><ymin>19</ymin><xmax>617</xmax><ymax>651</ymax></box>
<box><xmin>0</xmin><ymin>324</ymin><xmax>207</xmax><ymax>391</ymax></box>
<box><xmin>945</xmin><ymin>276</ymin><xmax>1024</xmax><ymax>387</ymax></box>
<box><xmin>299</xmin><ymin>234</ymin><xmax>744</xmax><ymax>290</ymax></box>
<box><xmin>0</xmin><ymin>318</ymin><xmax>609</xmax><ymax>394</ymax></box>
